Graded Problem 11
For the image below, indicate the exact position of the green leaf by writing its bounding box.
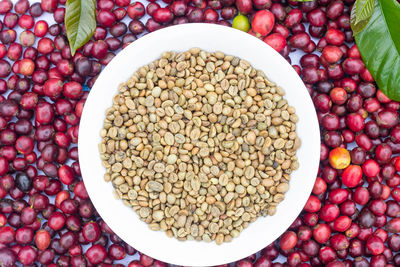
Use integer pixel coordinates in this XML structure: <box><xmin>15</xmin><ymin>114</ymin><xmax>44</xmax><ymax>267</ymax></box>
<box><xmin>65</xmin><ymin>0</ymin><xmax>96</xmax><ymax>56</ymax></box>
<box><xmin>350</xmin><ymin>0</ymin><xmax>375</xmax><ymax>34</ymax></box>
<box><xmin>354</xmin><ymin>0</ymin><xmax>400</xmax><ymax>101</ymax></box>
<box><xmin>354</xmin><ymin>0</ymin><xmax>375</xmax><ymax>23</ymax></box>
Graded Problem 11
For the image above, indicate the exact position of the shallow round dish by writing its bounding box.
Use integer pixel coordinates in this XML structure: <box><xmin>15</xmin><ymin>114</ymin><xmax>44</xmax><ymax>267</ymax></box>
<box><xmin>79</xmin><ymin>23</ymin><xmax>320</xmax><ymax>267</ymax></box>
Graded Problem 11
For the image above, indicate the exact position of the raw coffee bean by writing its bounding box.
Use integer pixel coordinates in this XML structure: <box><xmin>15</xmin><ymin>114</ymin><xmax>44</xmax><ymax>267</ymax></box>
<box><xmin>99</xmin><ymin>49</ymin><xmax>300</xmax><ymax>244</ymax></box>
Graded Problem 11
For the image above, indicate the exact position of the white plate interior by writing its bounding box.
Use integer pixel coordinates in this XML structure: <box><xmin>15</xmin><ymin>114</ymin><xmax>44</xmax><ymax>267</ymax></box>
<box><xmin>78</xmin><ymin>23</ymin><xmax>320</xmax><ymax>267</ymax></box>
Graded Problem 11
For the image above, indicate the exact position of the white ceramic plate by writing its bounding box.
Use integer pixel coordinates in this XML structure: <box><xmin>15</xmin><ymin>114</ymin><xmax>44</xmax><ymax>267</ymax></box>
<box><xmin>78</xmin><ymin>23</ymin><xmax>320</xmax><ymax>267</ymax></box>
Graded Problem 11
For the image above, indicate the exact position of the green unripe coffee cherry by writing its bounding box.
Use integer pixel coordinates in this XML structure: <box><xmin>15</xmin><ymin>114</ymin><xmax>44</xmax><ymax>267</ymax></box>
<box><xmin>232</xmin><ymin>14</ymin><xmax>250</xmax><ymax>32</ymax></box>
